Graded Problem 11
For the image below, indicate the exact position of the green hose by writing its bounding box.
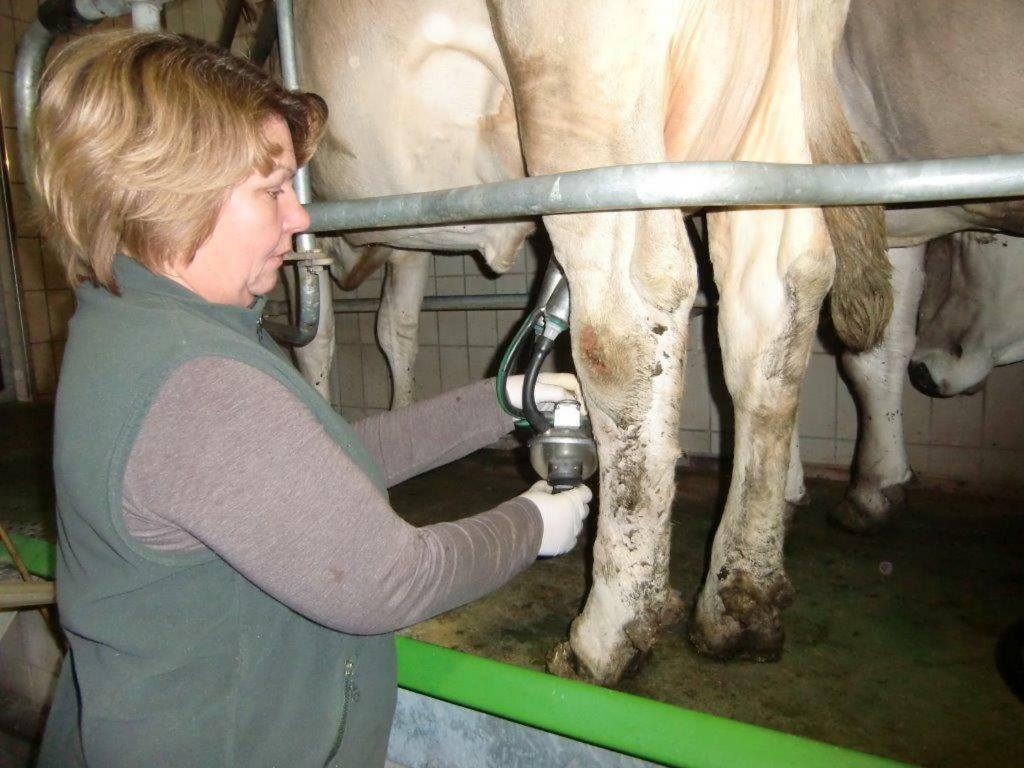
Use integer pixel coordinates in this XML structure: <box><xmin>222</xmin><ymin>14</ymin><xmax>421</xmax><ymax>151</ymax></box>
<box><xmin>496</xmin><ymin>307</ymin><xmax>543</xmax><ymax>428</ymax></box>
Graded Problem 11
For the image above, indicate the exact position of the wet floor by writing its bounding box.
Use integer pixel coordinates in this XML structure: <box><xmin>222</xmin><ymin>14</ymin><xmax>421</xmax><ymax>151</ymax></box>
<box><xmin>3</xmin><ymin>403</ymin><xmax>1023</xmax><ymax>767</ymax></box>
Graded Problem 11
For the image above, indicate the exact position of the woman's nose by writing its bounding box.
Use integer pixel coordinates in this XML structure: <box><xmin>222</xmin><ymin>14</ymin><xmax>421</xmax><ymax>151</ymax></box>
<box><xmin>284</xmin><ymin>187</ymin><xmax>311</xmax><ymax>234</ymax></box>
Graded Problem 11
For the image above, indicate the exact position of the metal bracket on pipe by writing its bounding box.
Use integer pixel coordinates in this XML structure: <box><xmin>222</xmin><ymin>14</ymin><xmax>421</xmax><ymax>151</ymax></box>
<box><xmin>282</xmin><ymin>252</ymin><xmax>334</xmax><ymax>268</ymax></box>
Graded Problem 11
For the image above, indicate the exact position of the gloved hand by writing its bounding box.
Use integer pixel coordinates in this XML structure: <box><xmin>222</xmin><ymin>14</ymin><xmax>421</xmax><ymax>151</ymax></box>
<box><xmin>518</xmin><ymin>480</ymin><xmax>593</xmax><ymax>557</ymax></box>
<box><xmin>505</xmin><ymin>373</ymin><xmax>585</xmax><ymax>412</ymax></box>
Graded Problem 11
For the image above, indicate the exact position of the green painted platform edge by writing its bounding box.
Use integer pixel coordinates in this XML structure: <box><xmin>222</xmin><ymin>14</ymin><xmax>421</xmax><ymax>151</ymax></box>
<box><xmin>396</xmin><ymin>636</ymin><xmax>909</xmax><ymax>768</ymax></box>
<box><xmin>7</xmin><ymin>539</ymin><xmax>910</xmax><ymax>768</ymax></box>
<box><xmin>1</xmin><ymin>533</ymin><xmax>55</xmax><ymax>579</ymax></box>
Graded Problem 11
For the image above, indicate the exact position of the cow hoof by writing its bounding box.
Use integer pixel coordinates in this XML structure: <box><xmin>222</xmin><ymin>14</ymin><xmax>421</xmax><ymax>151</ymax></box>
<box><xmin>689</xmin><ymin>570</ymin><xmax>794</xmax><ymax>662</ymax></box>
<box><xmin>548</xmin><ymin>591</ymin><xmax>683</xmax><ymax>685</ymax></box>
<box><xmin>547</xmin><ymin>641</ymin><xmax>584</xmax><ymax>680</ymax></box>
<box><xmin>547</xmin><ymin>636</ymin><xmax>647</xmax><ymax>685</ymax></box>
<box><xmin>829</xmin><ymin>482</ymin><xmax>907</xmax><ymax>535</ymax></box>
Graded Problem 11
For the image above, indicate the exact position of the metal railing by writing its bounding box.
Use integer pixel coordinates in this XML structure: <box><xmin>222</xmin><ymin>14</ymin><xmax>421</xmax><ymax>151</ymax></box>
<box><xmin>305</xmin><ymin>154</ymin><xmax>1024</xmax><ymax>234</ymax></box>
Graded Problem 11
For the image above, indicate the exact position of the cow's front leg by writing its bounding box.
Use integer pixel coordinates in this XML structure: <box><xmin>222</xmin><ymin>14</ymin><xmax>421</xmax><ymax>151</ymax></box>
<box><xmin>833</xmin><ymin>243</ymin><xmax>926</xmax><ymax>533</ymax></box>
<box><xmin>377</xmin><ymin>249</ymin><xmax>430</xmax><ymax>408</ymax></box>
<box><xmin>691</xmin><ymin>207</ymin><xmax>833</xmax><ymax>661</ymax></box>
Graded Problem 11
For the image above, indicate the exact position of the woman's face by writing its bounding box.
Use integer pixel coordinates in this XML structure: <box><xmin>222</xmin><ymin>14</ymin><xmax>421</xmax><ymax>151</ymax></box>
<box><xmin>173</xmin><ymin>117</ymin><xmax>311</xmax><ymax>308</ymax></box>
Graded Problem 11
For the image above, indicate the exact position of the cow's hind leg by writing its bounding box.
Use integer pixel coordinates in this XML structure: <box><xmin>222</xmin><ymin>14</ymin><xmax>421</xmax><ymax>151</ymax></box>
<box><xmin>691</xmin><ymin>207</ymin><xmax>833</xmax><ymax>661</ymax></box>
<box><xmin>377</xmin><ymin>249</ymin><xmax>431</xmax><ymax>408</ymax></box>
<box><xmin>487</xmin><ymin>0</ymin><xmax>699</xmax><ymax>685</ymax></box>
<box><xmin>833</xmin><ymin>243</ymin><xmax>926</xmax><ymax>533</ymax></box>
<box><xmin>544</xmin><ymin>210</ymin><xmax>695</xmax><ymax>685</ymax></box>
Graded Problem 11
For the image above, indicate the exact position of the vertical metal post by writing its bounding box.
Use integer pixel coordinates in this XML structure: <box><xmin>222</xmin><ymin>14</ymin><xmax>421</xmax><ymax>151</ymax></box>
<box><xmin>260</xmin><ymin>0</ymin><xmax>325</xmax><ymax>348</ymax></box>
<box><xmin>0</xmin><ymin>114</ymin><xmax>31</xmax><ymax>401</ymax></box>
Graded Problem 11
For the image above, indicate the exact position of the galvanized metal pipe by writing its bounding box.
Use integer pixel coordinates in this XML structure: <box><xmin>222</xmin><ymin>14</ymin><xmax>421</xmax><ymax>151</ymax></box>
<box><xmin>0</xmin><ymin>126</ymin><xmax>29</xmax><ymax>401</ymax></box>
<box><xmin>14</xmin><ymin>21</ymin><xmax>54</xmax><ymax>202</ymax></box>
<box><xmin>262</xmin><ymin>0</ymin><xmax>326</xmax><ymax>349</ymax></box>
<box><xmin>267</xmin><ymin>292</ymin><xmax>532</xmax><ymax>316</ymax></box>
<box><xmin>262</xmin><ymin>264</ymin><xmax>322</xmax><ymax>345</ymax></box>
<box><xmin>306</xmin><ymin>154</ymin><xmax>1024</xmax><ymax>233</ymax></box>
<box><xmin>275</xmin><ymin>0</ymin><xmax>314</xmax><ymax>250</ymax></box>
<box><xmin>265</xmin><ymin>290</ymin><xmax>711</xmax><ymax>316</ymax></box>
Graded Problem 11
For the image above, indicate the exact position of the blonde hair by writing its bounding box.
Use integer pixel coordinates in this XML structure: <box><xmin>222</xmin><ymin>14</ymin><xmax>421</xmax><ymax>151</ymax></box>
<box><xmin>34</xmin><ymin>30</ymin><xmax>327</xmax><ymax>292</ymax></box>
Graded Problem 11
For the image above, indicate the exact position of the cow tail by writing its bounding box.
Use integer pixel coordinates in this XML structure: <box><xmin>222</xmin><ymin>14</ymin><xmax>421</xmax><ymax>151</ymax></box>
<box><xmin>798</xmin><ymin>0</ymin><xmax>892</xmax><ymax>352</ymax></box>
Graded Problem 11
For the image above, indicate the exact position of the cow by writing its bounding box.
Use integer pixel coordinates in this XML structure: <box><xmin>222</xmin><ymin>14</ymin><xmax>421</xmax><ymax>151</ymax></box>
<box><xmin>294</xmin><ymin>0</ymin><xmax>888</xmax><ymax>683</ymax></box>
<box><xmin>912</xmin><ymin>233</ymin><xmax>1024</xmax><ymax>398</ymax></box>
<box><xmin>830</xmin><ymin>0</ymin><xmax>1024</xmax><ymax>533</ymax></box>
<box><xmin>290</xmin><ymin>0</ymin><xmax>533</xmax><ymax>405</ymax></box>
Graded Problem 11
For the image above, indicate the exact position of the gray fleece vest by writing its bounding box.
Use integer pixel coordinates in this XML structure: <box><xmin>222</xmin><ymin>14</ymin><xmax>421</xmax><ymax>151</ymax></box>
<box><xmin>38</xmin><ymin>255</ymin><xmax>396</xmax><ymax>767</ymax></box>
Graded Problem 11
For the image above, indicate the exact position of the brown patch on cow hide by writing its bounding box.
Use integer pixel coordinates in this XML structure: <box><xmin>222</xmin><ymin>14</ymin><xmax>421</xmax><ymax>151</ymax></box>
<box><xmin>798</xmin><ymin>0</ymin><xmax>892</xmax><ymax>352</ymax></box>
<box><xmin>577</xmin><ymin>323</ymin><xmax>653</xmax><ymax>406</ymax></box>
<box><xmin>579</xmin><ymin>324</ymin><xmax>610</xmax><ymax>376</ymax></box>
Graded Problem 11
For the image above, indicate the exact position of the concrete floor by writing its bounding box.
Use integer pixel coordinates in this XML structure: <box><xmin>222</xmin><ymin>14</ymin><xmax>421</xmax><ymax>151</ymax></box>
<box><xmin>2</xmin><ymin>402</ymin><xmax>1023</xmax><ymax>767</ymax></box>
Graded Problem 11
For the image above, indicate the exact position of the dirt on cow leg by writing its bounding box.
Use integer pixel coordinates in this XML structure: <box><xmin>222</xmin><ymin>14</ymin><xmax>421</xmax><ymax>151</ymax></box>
<box><xmin>689</xmin><ymin>568</ymin><xmax>796</xmax><ymax>662</ymax></box>
<box><xmin>545</xmin><ymin>412</ymin><xmax>684</xmax><ymax>685</ymax></box>
<box><xmin>548</xmin><ymin>586</ymin><xmax>686</xmax><ymax>682</ymax></box>
<box><xmin>546</xmin><ymin>268</ymin><xmax>693</xmax><ymax>686</ymax></box>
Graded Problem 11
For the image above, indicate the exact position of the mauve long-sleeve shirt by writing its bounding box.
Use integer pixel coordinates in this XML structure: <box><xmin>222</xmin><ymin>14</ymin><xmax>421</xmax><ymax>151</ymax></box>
<box><xmin>121</xmin><ymin>357</ymin><xmax>543</xmax><ymax>635</ymax></box>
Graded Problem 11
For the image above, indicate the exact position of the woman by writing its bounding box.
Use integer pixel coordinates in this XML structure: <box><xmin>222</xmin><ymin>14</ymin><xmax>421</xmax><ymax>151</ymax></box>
<box><xmin>34</xmin><ymin>31</ymin><xmax>591</xmax><ymax>767</ymax></box>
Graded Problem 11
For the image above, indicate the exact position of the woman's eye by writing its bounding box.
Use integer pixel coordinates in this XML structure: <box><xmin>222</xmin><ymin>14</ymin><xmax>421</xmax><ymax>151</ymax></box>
<box><xmin>268</xmin><ymin>189</ymin><xmax>283</xmax><ymax>199</ymax></box>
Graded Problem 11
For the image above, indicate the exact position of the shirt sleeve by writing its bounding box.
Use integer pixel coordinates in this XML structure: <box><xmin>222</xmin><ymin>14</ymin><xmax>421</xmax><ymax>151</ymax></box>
<box><xmin>121</xmin><ymin>357</ymin><xmax>543</xmax><ymax>635</ymax></box>
<box><xmin>352</xmin><ymin>379</ymin><xmax>517</xmax><ymax>488</ymax></box>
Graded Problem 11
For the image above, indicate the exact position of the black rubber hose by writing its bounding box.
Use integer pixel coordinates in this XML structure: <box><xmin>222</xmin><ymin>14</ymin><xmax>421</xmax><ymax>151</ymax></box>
<box><xmin>523</xmin><ymin>335</ymin><xmax>555</xmax><ymax>433</ymax></box>
<box><xmin>251</xmin><ymin>1</ymin><xmax>279</xmax><ymax>66</ymax></box>
<box><xmin>497</xmin><ymin>308</ymin><xmax>542</xmax><ymax>419</ymax></box>
<box><xmin>38</xmin><ymin>0</ymin><xmax>91</xmax><ymax>34</ymax></box>
<box><xmin>995</xmin><ymin>617</ymin><xmax>1024</xmax><ymax>704</ymax></box>
<box><xmin>218</xmin><ymin>0</ymin><xmax>245</xmax><ymax>50</ymax></box>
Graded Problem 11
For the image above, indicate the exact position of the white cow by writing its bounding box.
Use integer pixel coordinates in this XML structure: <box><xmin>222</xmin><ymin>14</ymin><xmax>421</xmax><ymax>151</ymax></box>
<box><xmin>296</xmin><ymin>0</ymin><xmax>887</xmax><ymax>682</ymax></box>
<box><xmin>832</xmin><ymin>0</ymin><xmax>1024</xmax><ymax>532</ymax></box>
<box><xmin>911</xmin><ymin>233</ymin><xmax>1024</xmax><ymax>398</ymax></box>
<box><xmin>293</xmin><ymin>0</ymin><xmax>533</xmax><ymax>406</ymax></box>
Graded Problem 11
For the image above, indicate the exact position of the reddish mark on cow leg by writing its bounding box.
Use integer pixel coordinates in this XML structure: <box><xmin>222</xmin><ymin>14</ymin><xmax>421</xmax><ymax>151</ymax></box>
<box><xmin>580</xmin><ymin>325</ymin><xmax>608</xmax><ymax>375</ymax></box>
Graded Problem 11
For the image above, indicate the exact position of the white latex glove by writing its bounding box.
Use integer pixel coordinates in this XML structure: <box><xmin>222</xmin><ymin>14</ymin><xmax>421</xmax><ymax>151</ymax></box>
<box><xmin>505</xmin><ymin>373</ymin><xmax>585</xmax><ymax>412</ymax></box>
<box><xmin>519</xmin><ymin>480</ymin><xmax>593</xmax><ymax>557</ymax></box>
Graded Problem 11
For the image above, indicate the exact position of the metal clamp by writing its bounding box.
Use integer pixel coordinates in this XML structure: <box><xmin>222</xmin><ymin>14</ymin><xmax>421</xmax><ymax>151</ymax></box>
<box><xmin>283</xmin><ymin>249</ymin><xmax>333</xmax><ymax>268</ymax></box>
